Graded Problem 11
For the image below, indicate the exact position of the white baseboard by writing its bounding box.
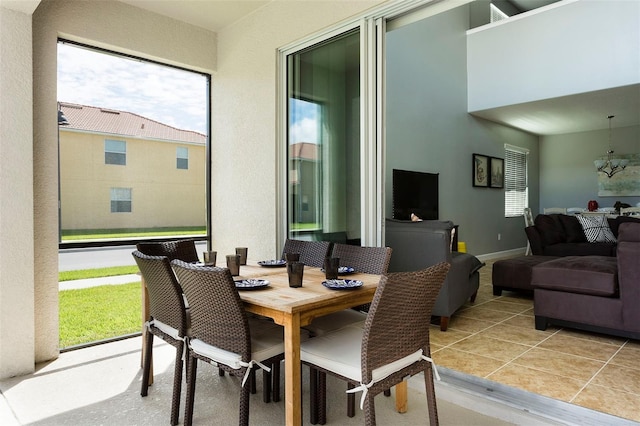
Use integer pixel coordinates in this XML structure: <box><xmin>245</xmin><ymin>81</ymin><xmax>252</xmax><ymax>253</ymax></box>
<box><xmin>476</xmin><ymin>247</ymin><xmax>526</xmax><ymax>262</ymax></box>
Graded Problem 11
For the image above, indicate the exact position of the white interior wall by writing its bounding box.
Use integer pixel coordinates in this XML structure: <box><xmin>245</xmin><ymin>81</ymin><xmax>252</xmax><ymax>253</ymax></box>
<box><xmin>467</xmin><ymin>0</ymin><xmax>640</xmax><ymax>112</ymax></box>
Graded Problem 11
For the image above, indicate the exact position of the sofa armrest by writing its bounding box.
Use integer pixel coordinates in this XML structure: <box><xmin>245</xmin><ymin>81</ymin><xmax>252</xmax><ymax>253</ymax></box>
<box><xmin>618</xmin><ymin>223</ymin><xmax>640</xmax><ymax>329</ymax></box>
<box><xmin>525</xmin><ymin>226</ymin><xmax>544</xmax><ymax>255</ymax></box>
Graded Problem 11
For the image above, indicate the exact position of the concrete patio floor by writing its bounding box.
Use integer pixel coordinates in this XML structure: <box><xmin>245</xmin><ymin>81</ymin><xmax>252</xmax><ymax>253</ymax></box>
<box><xmin>0</xmin><ymin>336</ymin><xmax>570</xmax><ymax>425</ymax></box>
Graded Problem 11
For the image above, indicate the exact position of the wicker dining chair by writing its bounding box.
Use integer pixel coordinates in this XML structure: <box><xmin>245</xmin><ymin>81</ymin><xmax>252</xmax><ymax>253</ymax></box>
<box><xmin>301</xmin><ymin>263</ymin><xmax>450</xmax><ymax>426</ymax></box>
<box><xmin>281</xmin><ymin>239</ymin><xmax>331</xmax><ymax>268</ymax></box>
<box><xmin>170</xmin><ymin>260</ymin><xmax>285</xmax><ymax>426</ymax></box>
<box><xmin>304</xmin><ymin>244</ymin><xmax>393</xmax><ymax>417</ymax></box>
<box><xmin>136</xmin><ymin>239</ymin><xmax>199</xmax><ymax>263</ymax></box>
<box><xmin>306</xmin><ymin>244</ymin><xmax>393</xmax><ymax>337</ymax></box>
<box><xmin>132</xmin><ymin>250</ymin><xmax>189</xmax><ymax>426</ymax></box>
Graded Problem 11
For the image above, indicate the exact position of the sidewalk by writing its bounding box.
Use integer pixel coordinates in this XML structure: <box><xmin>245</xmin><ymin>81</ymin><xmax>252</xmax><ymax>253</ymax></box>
<box><xmin>59</xmin><ymin>274</ymin><xmax>140</xmax><ymax>291</ymax></box>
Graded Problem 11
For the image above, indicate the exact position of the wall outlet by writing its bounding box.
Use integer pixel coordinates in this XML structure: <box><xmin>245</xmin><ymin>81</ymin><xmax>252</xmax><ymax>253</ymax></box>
<box><xmin>497</xmin><ymin>233</ymin><xmax>501</xmax><ymax>241</ymax></box>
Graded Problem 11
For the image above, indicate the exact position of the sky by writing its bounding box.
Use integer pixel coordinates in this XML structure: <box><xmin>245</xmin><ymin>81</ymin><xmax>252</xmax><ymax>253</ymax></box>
<box><xmin>57</xmin><ymin>42</ymin><xmax>208</xmax><ymax>134</ymax></box>
<box><xmin>289</xmin><ymin>98</ymin><xmax>321</xmax><ymax>144</ymax></box>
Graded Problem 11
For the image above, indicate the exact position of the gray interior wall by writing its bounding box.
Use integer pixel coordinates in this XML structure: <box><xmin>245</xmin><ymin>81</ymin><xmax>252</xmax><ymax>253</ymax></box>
<box><xmin>385</xmin><ymin>4</ymin><xmax>539</xmax><ymax>256</ymax></box>
<box><xmin>540</xmin><ymin>125</ymin><xmax>640</xmax><ymax>212</ymax></box>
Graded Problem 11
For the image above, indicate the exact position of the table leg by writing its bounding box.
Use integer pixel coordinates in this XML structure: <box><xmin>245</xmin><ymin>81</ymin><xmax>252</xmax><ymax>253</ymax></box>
<box><xmin>396</xmin><ymin>381</ymin><xmax>408</xmax><ymax>413</ymax></box>
<box><xmin>283</xmin><ymin>313</ymin><xmax>302</xmax><ymax>426</ymax></box>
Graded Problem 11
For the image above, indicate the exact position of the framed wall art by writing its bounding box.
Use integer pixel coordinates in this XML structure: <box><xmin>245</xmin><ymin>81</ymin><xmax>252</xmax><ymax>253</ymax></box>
<box><xmin>473</xmin><ymin>154</ymin><xmax>489</xmax><ymax>187</ymax></box>
<box><xmin>490</xmin><ymin>157</ymin><xmax>504</xmax><ymax>189</ymax></box>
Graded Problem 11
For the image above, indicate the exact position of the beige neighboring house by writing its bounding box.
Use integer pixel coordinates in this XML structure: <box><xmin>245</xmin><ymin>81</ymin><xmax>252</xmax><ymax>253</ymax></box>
<box><xmin>58</xmin><ymin>102</ymin><xmax>206</xmax><ymax>231</ymax></box>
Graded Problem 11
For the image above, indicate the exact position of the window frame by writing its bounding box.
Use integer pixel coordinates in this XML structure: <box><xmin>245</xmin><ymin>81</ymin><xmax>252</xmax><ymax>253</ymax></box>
<box><xmin>504</xmin><ymin>144</ymin><xmax>529</xmax><ymax>218</ymax></box>
<box><xmin>110</xmin><ymin>187</ymin><xmax>132</xmax><ymax>213</ymax></box>
<box><xmin>177</xmin><ymin>146</ymin><xmax>189</xmax><ymax>170</ymax></box>
<box><xmin>58</xmin><ymin>38</ymin><xmax>212</xmax><ymax>249</ymax></box>
<box><xmin>104</xmin><ymin>139</ymin><xmax>126</xmax><ymax>165</ymax></box>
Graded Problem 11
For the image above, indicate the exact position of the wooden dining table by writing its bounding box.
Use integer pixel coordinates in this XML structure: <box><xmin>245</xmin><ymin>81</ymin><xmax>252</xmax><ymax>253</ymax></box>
<box><xmin>141</xmin><ymin>260</ymin><xmax>408</xmax><ymax>425</ymax></box>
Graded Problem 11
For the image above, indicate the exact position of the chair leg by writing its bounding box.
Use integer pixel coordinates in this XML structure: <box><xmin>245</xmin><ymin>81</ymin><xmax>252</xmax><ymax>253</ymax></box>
<box><xmin>347</xmin><ymin>382</ymin><xmax>355</xmax><ymax>418</ymax></box>
<box><xmin>262</xmin><ymin>367</ymin><xmax>272</xmax><ymax>403</ymax></box>
<box><xmin>318</xmin><ymin>371</ymin><xmax>327</xmax><ymax>425</ymax></box>
<box><xmin>140</xmin><ymin>331</ymin><xmax>154</xmax><ymax>397</ymax></box>
<box><xmin>470</xmin><ymin>289</ymin><xmax>478</xmax><ymax>303</ymax></box>
<box><xmin>383</xmin><ymin>388</ymin><xmax>391</xmax><ymax>397</ymax></box>
<box><xmin>240</xmin><ymin>379</ymin><xmax>250</xmax><ymax>426</ymax></box>
<box><xmin>439</xmin><ymin>316</ymin><xmax>449</xmax><ymax>331</ymax></box>
<box><xmin>272</xmin><ymin>360</ymin><xmax>281</xmax><ymax>402</ymax></box>
<box><xmin>424</xmin><ymin>364</ymin><xmax>439</xmax><ymax>426</ymax></box>
<box><xmin>249</xmin><ymin>368</ymin><xmax>257</xmax><ymax>394</ymax></box>
<box><xmin>170</xmin><ymin>342</ymin><xmax>184</xmax><ymax>426</ymax></box>
<box><xmin>309</xmin><ymin>367</ymin><xmax>318</xmax><ymax>425</ymax></box>
<box><xmin>219</xmin><ymin>367</ymin><xmax>225</xmax><ymax>376</ymax></box>
<box><xmin>184</xmin><ymin>356</ymin><xmax>197</xmax><ymax>426</ymax></box>
<box><xmin>364</xmin><ymin>392</ymin><xmax>376</xmax><ymax>426</ymax></box>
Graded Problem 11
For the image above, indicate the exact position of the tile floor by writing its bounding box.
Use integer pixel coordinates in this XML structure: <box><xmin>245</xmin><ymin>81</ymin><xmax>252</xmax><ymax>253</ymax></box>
<box><xmin>430</xmin><ymin>258</ymin><xmax>640</xmax><ymax>423</ymax></box>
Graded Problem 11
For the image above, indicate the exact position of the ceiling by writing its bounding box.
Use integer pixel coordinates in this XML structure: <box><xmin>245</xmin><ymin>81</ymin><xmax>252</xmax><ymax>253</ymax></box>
<box><xmin>118</xmin><ymin>0</ymin><xmax>271</xmax><ymax>32</ymax></box>
<box><xmin>7</xmin><ymin>0</ymin><xmax>635</xmax><ymax>136</ymax></box>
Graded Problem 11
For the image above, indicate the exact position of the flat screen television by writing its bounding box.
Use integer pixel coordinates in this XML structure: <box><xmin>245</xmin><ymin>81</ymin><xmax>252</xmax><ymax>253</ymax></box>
<box><xmin>392</xmin><ymin>169</ymin><xmax>439</xmax><ymax>221</ymax></box>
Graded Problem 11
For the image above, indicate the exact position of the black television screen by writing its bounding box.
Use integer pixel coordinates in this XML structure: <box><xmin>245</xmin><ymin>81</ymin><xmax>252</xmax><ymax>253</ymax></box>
<box><xmin>392</xmin><ymin>169</ymin><xmax>439</xmax><ymax>220</ymax></box>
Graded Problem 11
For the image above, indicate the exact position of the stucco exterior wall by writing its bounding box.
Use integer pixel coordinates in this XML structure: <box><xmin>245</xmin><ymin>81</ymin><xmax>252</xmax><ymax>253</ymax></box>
<box><xmin>60</xmin><ymin>131</ymin><xmax>205</xmax><ymax>229</ymax></box>
<box><xmin>2</xmin><ymin>0</ymin><xmax>381</xmax><ymax>378</ymax></box>
<box><xmin>0</xmin><ymin>5</ymin><xmax>36</xmax><ymax>378</ymax></box>
<box><xmin>1</xmin><ymin>0</ymin><xmax>216</xmax><ymax>377</ymax></box>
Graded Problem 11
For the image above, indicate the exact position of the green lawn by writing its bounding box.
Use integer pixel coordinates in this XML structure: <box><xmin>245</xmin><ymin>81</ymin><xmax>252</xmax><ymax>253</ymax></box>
<box><xmin>59</xmin><ymin>282</ymin><xmax>141</xmax><ymax>348</ymax></box>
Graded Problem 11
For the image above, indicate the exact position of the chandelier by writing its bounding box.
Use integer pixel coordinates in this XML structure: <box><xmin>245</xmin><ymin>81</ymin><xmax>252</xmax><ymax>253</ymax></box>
<box><xmin>594</xmin><ymin>115</ymin><xmax>628</xmax><ymax>178</ymax></box>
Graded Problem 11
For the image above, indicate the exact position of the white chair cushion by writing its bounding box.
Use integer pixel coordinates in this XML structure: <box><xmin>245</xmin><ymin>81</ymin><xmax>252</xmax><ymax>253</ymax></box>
<box><xmin>190</xmin><ymin>338</ymin><xmax>245</xmax><ymax>369</ymax></box>
<box><xmin>300</xmin><ymin>325</ymin><xmax>363</xmax><ymax>381</ymax></box>
<box><xmin>305</xmin><ymin>309</ymin><xmax>367</xmax><ymax>336</ymax></box>
<box><xmin>149</xmin><ymin>318</ymin><xmax>181</xmax><ymax>341</ymax></box>
<box><xmin>247</xmin><ymin>318</ymin><xmax>286</xmax><ymax>361</ymax></box>
<box><xmin>302</xmin><ymin>325</ymin><xmax>428</xmax><ymax>386</ymax></box>
<box><xmin>190</xmin><ymin>318</ymin><xmax>285</xmax><ymax>368</ymax></box>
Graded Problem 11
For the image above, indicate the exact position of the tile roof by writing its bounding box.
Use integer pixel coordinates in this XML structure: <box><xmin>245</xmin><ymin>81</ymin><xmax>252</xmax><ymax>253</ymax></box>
<box><xmin>58</xmin><ymin>102</ymin><xmax>205</xmax><ymax>144</ymax></box>
<box><xmin>290</xmin><ymin>142</ymin><xmax>317</xmax><ymax>161</ymax></box>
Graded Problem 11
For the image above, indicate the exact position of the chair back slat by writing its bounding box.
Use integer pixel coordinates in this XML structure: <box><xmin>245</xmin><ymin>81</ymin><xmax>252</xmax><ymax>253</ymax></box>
<box><xmin>137</xmin><ymin>239</ymin><xmax>199</xmax><ymax>263</ymax></box>
<box><xmin>171</xmin><ymin>260</ymin><xmax>251</xmax><ymax>361</ymax></box>
<box><xmin>281</xmin><ymin>239</ymin><xmax>331</xmax><ymax>268</ymax></box>
<box><xmin>132</xmin><ymin>250</ymin><xmax>188</xmax><ymax>336</ymax></box>
<box><xmin>330</xmin><ymin>243</ymin><xmax>392</xmax><ymax>275</ymax></box>
<box><xmin>361</xmin><ymin>262</ymin><xmax>450</xmax><ymax>379</ymax></box>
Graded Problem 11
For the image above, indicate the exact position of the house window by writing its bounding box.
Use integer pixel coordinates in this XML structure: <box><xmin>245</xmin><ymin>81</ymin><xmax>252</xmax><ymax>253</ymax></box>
<box><xmin>177</xmin><ymin>147</ymin><xmax>188</xmax><ymax>169</ymax></box>
<box><xmin>110</xmin><ymin>187</ymin><xmax>132</xmax><ymax>213</ymax></box>
<box><xmin>504</xmin><ymin>144</ymin><xmax>529</xmax><ymax>217</ymax></box>
<box><xmin>105</xmin><ymin>139</ymin><xmax>126</xmax><ymax>165</ymax></box>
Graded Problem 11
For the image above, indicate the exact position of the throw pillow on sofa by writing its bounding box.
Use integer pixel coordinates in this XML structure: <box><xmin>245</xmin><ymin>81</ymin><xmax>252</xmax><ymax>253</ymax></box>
<box><xmin>558</xmin><ymin>214</ymin><xmax>587</xmax><ymax>243</ymax></box>
<box><xmin>576</xmin><ymin>214</ymin><xmax>616</xmax><ymax>243</ymax></box>
<box><xmin>534</xmin><ymin>214</ymin><xmax>565</xmax><ymax>245</ymax></box>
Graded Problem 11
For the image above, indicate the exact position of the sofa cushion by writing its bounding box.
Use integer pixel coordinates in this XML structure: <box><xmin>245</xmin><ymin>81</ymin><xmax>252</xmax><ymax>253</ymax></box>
<box><xmin>531</xmin><ymin>256</ymin><xmax>618</xmax><ymax>297</ymax></box>
<box><xmin>558</xmin><ymin>214</ymin><xmax>587</xmax><ymax>243</ymax></box>
<box><xmin>542</xmin><ymin>242</ymin><xmax>616</xmax><ymax>257</ymax></box>
<box><xmin>576</xmin><ymin>214</ymin><xmax>616</xmax><ymax>243</ymax></box>
<box><xmin>493</xmin><ymin>255</ymin><xmax>560</xmax><ymax>291</ymax></box>
<box><xmin>534</xmin><ymin>214</ymin><xmax>565</xmax><ymax>246</ymax></box>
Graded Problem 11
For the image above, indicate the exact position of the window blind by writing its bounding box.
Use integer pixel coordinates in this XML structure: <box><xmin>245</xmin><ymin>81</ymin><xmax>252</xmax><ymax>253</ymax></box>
<box><xmin>504</xmin><ymin>145</ymin><xmax>528</xmax><ymax>217</ymax></box>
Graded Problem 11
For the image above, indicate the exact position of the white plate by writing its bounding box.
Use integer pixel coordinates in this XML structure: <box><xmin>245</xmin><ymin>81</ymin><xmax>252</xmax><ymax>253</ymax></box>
<box><xmin>322</xmin><ymin>279</ymin><xmax>363</xmax><ymax>290</ymax></box>
<box><xmin>258</xmin><ymin>259</ymin><xmax>286</xmax><ymax>267</ymax></box>
<box><xmin>234</xmin><ymin>279</ymin><xmax>270</xmax><ymax>290</ymax></box>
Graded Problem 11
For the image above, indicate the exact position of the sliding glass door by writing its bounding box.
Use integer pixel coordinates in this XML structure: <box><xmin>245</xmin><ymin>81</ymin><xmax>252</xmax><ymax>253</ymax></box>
<box><xmin>286</xmin><ymin>30</ymin><xmax>361</xmax><ymax>245</ymax></box>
